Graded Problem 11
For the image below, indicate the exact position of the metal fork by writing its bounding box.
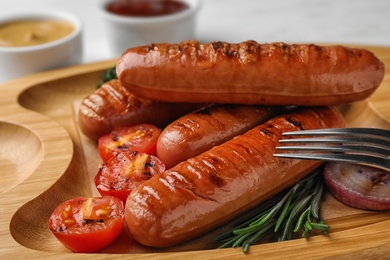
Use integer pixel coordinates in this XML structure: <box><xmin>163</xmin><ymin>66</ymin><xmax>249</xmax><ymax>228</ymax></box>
<box><xmin>273</xmin><ymin>128</ymin><xmax>390</xmax><ymax>172</ymax></box>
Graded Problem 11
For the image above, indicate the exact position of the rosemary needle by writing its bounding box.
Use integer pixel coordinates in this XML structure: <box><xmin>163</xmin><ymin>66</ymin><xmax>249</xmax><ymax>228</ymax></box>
<box><xmin>215</xmin><ymin>166</ymin><xmax>329</xmax><ymax>253</ymax></box>
<box><xmin>97</xmin><ymin>66</ymin><xmax>117</xmax><ymax>88</ymax></box>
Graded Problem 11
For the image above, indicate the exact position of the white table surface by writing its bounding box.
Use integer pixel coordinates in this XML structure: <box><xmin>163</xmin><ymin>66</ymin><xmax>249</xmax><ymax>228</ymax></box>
<box><xmin>1</xmin><ymin>0</ymin><xmax>389</xmax><ymax>66</ymax></box>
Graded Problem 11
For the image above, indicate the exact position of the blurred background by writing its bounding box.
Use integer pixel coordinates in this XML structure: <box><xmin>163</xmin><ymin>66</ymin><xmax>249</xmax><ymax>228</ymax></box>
<box><xmin>1</xmin><ymin>0</ymin><xmax>389</xmax><ymax>64</ymax></box>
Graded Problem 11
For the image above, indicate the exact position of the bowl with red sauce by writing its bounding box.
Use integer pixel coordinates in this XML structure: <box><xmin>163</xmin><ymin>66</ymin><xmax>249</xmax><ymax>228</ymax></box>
<box><xmin>99</xmin><ymin>0</ymin><xmax>201</xmax><ymax>56</ymax></box>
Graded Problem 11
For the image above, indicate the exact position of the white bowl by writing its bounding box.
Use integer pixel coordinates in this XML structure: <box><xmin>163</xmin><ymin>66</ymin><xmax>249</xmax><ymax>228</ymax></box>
<box><xmin>0</xmin><ymin>10</ymin><xmax>83</xmax><ymax>83</ymax></box>
<box><xmin>99</xmin><ymin>0</ymin><xmax>201</xmax><ymax>57</ymax></box>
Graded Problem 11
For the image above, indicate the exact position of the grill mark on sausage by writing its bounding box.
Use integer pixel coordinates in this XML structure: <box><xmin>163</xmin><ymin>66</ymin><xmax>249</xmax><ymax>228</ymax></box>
<box><xmin>278</xmin><ymin>42</ymin><xmax>292</xmax><ymax>62</ymax></box>
<box><xmin>199</xmin><ymin>155</ymin><xmax>226</xmax><ymax>180</ymax></box>
<box><xmin>233</xmin><ymin>141</ymin><xmax>254</xmax><ymax>156</ymax></box>
<box><xmin>174</xmin><ymin>121</ymin><xmax>198</xmax><ymax>131</ymax></box>
<box><xmin>238</xmin><ymin>41</ymin><xmax>257</xmax><ymax>63</ymax></box>
<box><xmin>202</xmin><ymin>156</ymin><xmax>226</xmax><ymax>188</ymax></box>
<box><xmin>286</xmin><ymin>117</ymin><xmax>304</xmax><ymax>130</ymax></box>
<box><xmin>147</xmin><ymin>43</ymin><xmax>155</xmax><ymax>52</ymax></box>
<box><xmin>167</xmin><ymin>40</ymin><xmax>381</xmax><ymax>70</ymax></box>
<box><xmin>260</xmin><ymin>128</ymin><xmax>273</xmax><ymax>136</ymax></box>
<box><xmin>171</xmin><ymin>162</ymin><xmax>222</xmax><ymax>201</ymax></box>
<box><xmin>212</xmin><ymin>41</ymin><xmax>223</xmax><ymax>50</ymax></box>
<box><xmin>310</xmin><ymin>107</ymin><xmax>332</xmax><ymax>129</ymax></box>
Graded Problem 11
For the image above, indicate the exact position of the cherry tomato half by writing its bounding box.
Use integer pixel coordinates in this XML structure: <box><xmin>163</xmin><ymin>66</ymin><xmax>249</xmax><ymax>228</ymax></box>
<box><xmin>95</xmin><ymin>151</ymin><xmax>166</xmax><ymax>203</ymax></box>
<box><xmin>49</xmin><ymin>196</ymin><xmax>124</xmax><ymax>253</ymax></box>
<box><xmin>98</xmin><ymin>124</ymin><xmax>161</xmax><ymax>162</ymax></box>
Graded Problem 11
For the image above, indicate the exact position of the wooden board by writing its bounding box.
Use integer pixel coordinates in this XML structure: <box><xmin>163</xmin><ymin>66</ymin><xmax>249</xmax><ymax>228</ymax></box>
<box><xmin>1</xmin><ymin>45</ymin><xmax>390</xmax><ymax>259</ymax></box>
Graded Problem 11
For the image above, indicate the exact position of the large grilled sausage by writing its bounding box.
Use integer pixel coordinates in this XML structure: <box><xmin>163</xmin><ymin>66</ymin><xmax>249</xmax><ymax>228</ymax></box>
<box><xmin>117</xmin><ymin>41</ymin><xmax>384</xmax><ymax>106</ymax></box>
<box><xmin>125</xmin><ymin>106</ymin><xmax>346</xmax><ymax>248</ymax></box>
<box><xmin>156</xmin><ymin>104</ymin><xmax>283</xmax><ymax>169</ymax></box>
<box><xmin>77</xmin><ymin>79</ymin><xmax>204</xmax><ymax>140</ymax></box>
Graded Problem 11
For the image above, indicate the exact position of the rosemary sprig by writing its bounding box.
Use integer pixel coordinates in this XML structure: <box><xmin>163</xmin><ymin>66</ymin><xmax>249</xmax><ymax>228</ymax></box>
<box><xmin>97</xmin><ymin>66</ymin><xmax>117</xmax><ymax>88</ymax></box>
<box><xmin>215</xmin><ymin>166</ymin><xmax>329</xmax><ymax>253</ymax></box>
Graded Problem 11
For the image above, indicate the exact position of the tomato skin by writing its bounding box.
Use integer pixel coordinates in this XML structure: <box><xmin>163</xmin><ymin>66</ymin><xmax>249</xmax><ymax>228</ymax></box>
<box><xmin>95</xmin><ymin>151</ymin><xmax>166</xmax><ymax>203</ymax></box>
<box><xmin>48</xmin><ymin>196</ymin><xmax>124</xmax><ymax>253</ymax></box>
<box><xmin>98</xmin><ymin>124</ymin><xmax>161</xmax><ymax>162</ymax></box>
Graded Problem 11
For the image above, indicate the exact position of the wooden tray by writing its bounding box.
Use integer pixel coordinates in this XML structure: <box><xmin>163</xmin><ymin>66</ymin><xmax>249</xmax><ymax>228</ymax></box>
<box><xmin>1</xmin><ymin>45</ymin><xmax>390</xmax><ymax>259</ymax></box>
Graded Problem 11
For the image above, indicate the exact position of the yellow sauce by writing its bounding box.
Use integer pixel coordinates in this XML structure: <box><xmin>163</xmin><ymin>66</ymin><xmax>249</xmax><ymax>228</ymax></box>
<box><xmin>0</xmin><ymin>19</ymin><xmax>74</xmax><ymax>47</ymax></box>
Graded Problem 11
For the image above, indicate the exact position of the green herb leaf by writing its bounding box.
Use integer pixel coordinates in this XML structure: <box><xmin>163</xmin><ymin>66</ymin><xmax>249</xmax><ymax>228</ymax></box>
<box><xmin>97</xmin><ymin>66</ymin><xmax>117</xmax><ymax>88</ymax></box>
<box><xmin>215</xmin><ymin>166</ymin><xmax>329</xmax><ymax>253</ymax></box>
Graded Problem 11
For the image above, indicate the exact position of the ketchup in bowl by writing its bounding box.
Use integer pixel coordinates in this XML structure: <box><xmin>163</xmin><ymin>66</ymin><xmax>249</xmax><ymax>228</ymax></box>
<box><xmin>106</xmin><ymin>0</ymin><xmax>189</xmax><ymax>17</ymax></box>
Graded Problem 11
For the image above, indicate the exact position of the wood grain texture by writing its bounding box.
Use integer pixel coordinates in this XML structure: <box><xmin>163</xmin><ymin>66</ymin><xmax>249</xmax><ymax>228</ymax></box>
<box><xmin>1</xmin><ymin>45</ymin><xmax>390</xmax><ymax>259</ymax></box>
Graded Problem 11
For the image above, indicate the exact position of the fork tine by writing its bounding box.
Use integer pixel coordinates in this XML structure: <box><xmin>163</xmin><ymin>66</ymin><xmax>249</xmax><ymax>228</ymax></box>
<box><xmin>275</xmin><ymin>144</ymin><xmax>390</xmax><ymax>158</ymax></box>
<box><xmin>278</xmin><ymin>136</ymin><xmax>390</xmax><ymax>150</ymax></box>
<box><xmin>281</xmin><ymin>128</ymin><xmax>390</xmax><ymax>140</ymax></box>
<box><xmin>273</xmin><ymin>153</ymin><xmax>390</xmax><ymax>172</ymax></box>
<box><xmin>274</xmin><ymin>127</ymin><xmax>390</xmax><ymax>171</ymax></box>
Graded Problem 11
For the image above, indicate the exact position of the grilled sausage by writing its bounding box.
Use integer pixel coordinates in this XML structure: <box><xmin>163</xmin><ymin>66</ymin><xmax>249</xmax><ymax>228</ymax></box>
<box><xmin>156</xmin><ymin>104</ymin><xmax>284</xmax><ymax>169</ymax></box>
<box><xmin>125</xmin><ymin>106</ymin><xmax>346</xmax><ymax>248</ymax></box>
<box><xmin>117</xmin><ymin>41</ymin><xmax>384</xmax><ymax>106</ymax></box>
<box><xmin>77</xmin><ymin>79</ymin><xmax>204</xmax><ymax>140</ymax></box>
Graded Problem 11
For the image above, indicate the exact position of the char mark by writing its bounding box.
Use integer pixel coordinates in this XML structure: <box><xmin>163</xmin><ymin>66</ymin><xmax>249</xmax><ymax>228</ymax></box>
<box><xmin>212</xmin><ymin>41</ymin><xmax>224</xmax><ymax>50</ymax></box>
<box><xmin>286</xmin><ymin>117</ymin><xmax>304</xmax><ymax>130</ymax></box>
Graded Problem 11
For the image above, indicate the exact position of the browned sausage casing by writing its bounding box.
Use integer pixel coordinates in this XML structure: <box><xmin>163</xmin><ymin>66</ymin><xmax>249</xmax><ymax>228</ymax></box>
<box><xmin>117</xmin><ymin>41</ymin><xmax>385</xmax><ymax>106</ymax></box>
<box><xmin>77</xmin><ymin>79</ymin><xmax>204</xmax><ymax>140</ymax></box>
<box><xmin>156</xmin><ymin>104</ymin><xmax>284</xmax><ymax>169</ymax></box>
<box><xmin>125</xmin><ymin>106</ymin><xmax>346</xmax><ymax>248</ymax></box>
